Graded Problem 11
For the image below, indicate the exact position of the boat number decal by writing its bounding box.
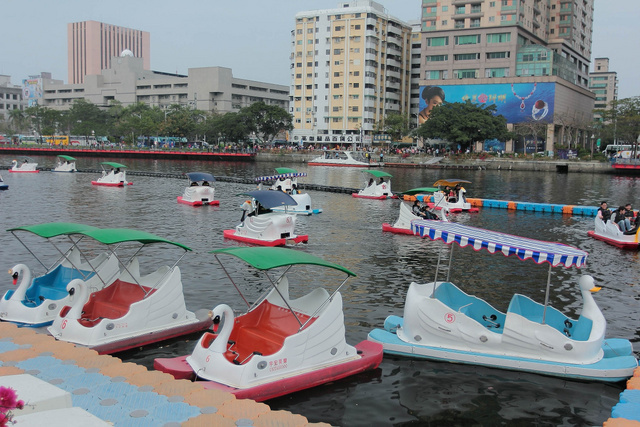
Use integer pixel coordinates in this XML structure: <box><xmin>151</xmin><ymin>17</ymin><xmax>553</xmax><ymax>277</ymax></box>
<box><xmin>206</xmin><ymin>355</ymin><xmax>211</xmax><ymax>363</ymax></box>
<box><xmin>444</xmin><ymin>312</ymin><xmax>456</xmax><ymax>323</ymax></box>
<box><xmin>382</xmin><ymin>184</ymin><xmax>386</xmax><ymax>189</ymax></box>
<box><xmin>269</xmin><ymin>358</ymin><xmax>288</xmax><ymax>372</ymax></box>
<box><xmin>286</xmin><ymin>217</ymin><xmax>292</xmax><ymax>224</ymax></box>
<box><xmin>61</xmin><ymin>319</ymin><xmax>67</xmax><ymax>329</ymax></box>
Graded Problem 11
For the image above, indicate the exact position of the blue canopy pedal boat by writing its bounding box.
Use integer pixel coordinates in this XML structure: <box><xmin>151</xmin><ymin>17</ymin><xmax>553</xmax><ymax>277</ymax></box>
<box><xmin>177</xmin><ymin>172</ymin><xmax>219</xmax><ymax>206</ymax></box>
<box><xmin>368</xmin><ymin>220</ymin><xmax>638</xmax><ymax>382</ymax></box>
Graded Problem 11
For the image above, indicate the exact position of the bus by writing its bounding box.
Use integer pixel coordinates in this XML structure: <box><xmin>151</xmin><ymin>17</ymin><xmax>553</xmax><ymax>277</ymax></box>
<box><xmin>43</xmin><ymin>135</ymin><xmax>70</xmax><ymax>146</ymax></box>
<box><xmin>604</xmin><ymin>144</ymin><xmax>633</xmax><ymax>157</ymax></box>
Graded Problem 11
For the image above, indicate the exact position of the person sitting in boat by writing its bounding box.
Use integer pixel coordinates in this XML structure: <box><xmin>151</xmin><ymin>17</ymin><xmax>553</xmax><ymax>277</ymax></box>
<box><xmin>412</xmin><ymin>200</ymin><xmax>423</xmax><ymax>217</ymax></box>
<box><xmin>623</xmin><ymin>203</ymin><xmax>636</xmax><ymax>230</ymax></box>
<box><xmin>202</xmin><ymin>181</ymin><xmax>210</xmax><ymax>186</ymax></box>
<box><xmin>291</xmin><ymin>184</ymin><xmax>299</xmax><ymax>195</ymax></box>
<box><xmin>613</xmin><ymin>206</ymin><xmax>631</xmax><ymax>232</ymax></box>
<box><xmin>449</xmin><ymin>185</ymin><xmax>460</xmax><ymax>203</ymax></box>
<box><xmin>420</xmin><ymin>204</ymin><xmax>438</xmax><ymax>220</ymax></box>
<box><xmin>190</xmin><ymin>181</ymin><xmax>199</xmax><ymax>187</ymax></box>
<box><xmin>442</xmin><ymin>186</ymin><xmax>452</xmax><ymax>202</ymax></box>
<box><xmin>256</xmin><ymin>202</ymin><xmax>272</xmax><ymax>216</ymax></box>
<box><xmin>367</xmin><ymin>178</ymin><xmax>374</xmax><ymax>187</ymax></box>
<box><xmin>379</xmin><ymin>177</ymin><xmax>385</xmax><ymax>185</ymax></box>
<box><xmin>597</xmin><ymin>201</ymin><xmax>611</xmax><ymax>223</ymax></box>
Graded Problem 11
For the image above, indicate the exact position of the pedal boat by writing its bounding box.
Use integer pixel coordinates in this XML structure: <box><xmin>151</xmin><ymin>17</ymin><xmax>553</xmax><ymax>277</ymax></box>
<box><xmin>223</xmin><ymin>190</ymin><xmax>309</xmax><ymax>247</ymax></box>
<box><xmin>91</xmin><ymin>162</ymin><xmax>132</xmax><ymax>187</ymax></box>
<box><xmin>177</xmin><ymin>172</ymin><xmax>219</xmax><ymax>206</ymax></box>
<box><xmin>51</xmin><ymin>155</ymin><xmax>77</xmax><ymax>172</ymax></box>
<box><xmin>382</xmin><ymin>188</ymin><xmax>447</xmax><ymax>235</ymax></box>
<box><xmin>587</xmin><ymin>216</ymin><xmax>640</xmax><ymax>249</ymax></box>
<box><xmin>308</xmin><ymin>150</ymin><xmax>379</xmax><ymax>167</ymax></box>
<box><xmin>154</xmin><ymin>246</ymin><xmax>383</xmax><ymax>401</ymax></box>
<box><xmin>10</xmin><ymin>158</ymin><xmax>39</xmax><ymax>173</ymax></box>
<box><xmin>352</xmin><ymin>170</ymin><xmax>395</xmax><ymax>200</ymax></box>
<box><xmin>1</xmin><ymin>222</ymin><xmax>119</xmax><ymax>327</ymax></box>
<box><xmin>368</xmin><ymin>220</ymin><xmax>638</xmax><ymax>382</ymax></box>
<box><xmin>255</xmin><ymin>168</ymin><xmax>322</xmax><ymax>215</ymax></box>
<box><xmin>0</xmin><ymin>173</ymin><xmax>7</xmax><ymax>191</ymax></box>
<box><xmin>429</xmin><ymin>179</ymin><xmax>479</xmax><ymax>213</ymax></box>
<box><xmin>47</xmin><ymin>228</ymin><xmax>212</xmax><ymax>354</ymax></box>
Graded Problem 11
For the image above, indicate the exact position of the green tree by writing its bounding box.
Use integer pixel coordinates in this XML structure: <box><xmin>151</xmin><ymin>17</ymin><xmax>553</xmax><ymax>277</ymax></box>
<box><xmin>241</xmin><ymin>102</ymin><xmax>293</xmax><ymax>145</ymax></box>
<box><xmin>415</xmin><ymin>100</ymin><xmax>511</xmax><ymax>150</ymax></box>
<box><xmin>598</xmin><ymin>97</ymin><xmax>640</xmax><ymax>148</ymax></box>
<box><xmin>66</xmin><ymin>99</ymin><xmax>110</xmax><ymax>137</ymax></box>
<box><xmin>8</xmin><ymin>109</ymin><xmax>29</xmax><ymax>134</ymax></box>
<box><xmin>158</xmin><ymin>104</ymin><xmax>196</xmax><ymax>140</ymax></box>
<box><xmin>383</xmin><ymin>112</ymin><xmax>409</xmax><ymax>142</ymax></box>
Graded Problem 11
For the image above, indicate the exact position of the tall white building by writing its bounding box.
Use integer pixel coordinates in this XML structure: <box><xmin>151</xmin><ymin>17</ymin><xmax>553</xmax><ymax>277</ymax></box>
<box><xmin>290</xmin><ymin>1</ymin><xmax>413</xmax><ymax>147</ymax></box>
<box><xmin>589</xmin><ymin>58</ymin><xmax>618</xmax><ymax>122</ymax></box>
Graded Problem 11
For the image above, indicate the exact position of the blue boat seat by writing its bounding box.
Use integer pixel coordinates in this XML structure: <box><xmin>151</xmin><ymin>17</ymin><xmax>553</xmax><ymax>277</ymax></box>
<box><xmin>434</xmin><ymin>282</ymin><xmax>505</xmax><ymax>331</ymax></box>
<box><xmin>23</xmin><ymin>265</ymin><xmax>94</xmax><ymax>307</ymax></box>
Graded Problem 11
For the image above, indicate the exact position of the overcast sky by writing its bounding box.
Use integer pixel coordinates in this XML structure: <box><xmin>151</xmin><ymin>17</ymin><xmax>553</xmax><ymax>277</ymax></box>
<box><xmin>1</xmin><ymin>0</ymin><xmax>637</xmax><ymax>98</ymax></box>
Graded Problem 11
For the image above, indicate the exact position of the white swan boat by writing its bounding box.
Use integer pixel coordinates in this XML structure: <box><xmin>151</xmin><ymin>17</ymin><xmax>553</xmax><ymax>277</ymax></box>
<box><xmin>383</xmin><ymin>188</ymin><xmax>447</xmax><ymax>235</ymax></box>
<box><xmin>223</xmin><ymin>190</ymin><xmax>309</xmax><ymax>246</ymax></box>
<box><xmin>255</xmin><ymin>168</ymin><xmax>322</xmax><ymax>215</ymax></box>
<box><xmin>177</xmin><ymin>172</ymin><xmax>219</xmax><ymax>206</ymax></box>
<box><xmin>154</xmin><ymin>246</ymin><xmax>383</xmax><ymax>401</ymax></box>
<box><xmin>308</xmin><ymin>150</ymin><xmax>379</xmax><ymax>167</ymax></box>
<box><xmin>0</xmin><ymin>222</ymin><xmax>119</xmax><ymax>327</ymax></box>
<box><xmin>10</xmin><ymin>158</ymin><xmax>39</xmax><ymax>173</ymax></box>
<box><xmin>47</xmin><ymin>227</ymin><xmax>212</xmax><ymax>354</ymax></box>
<box><xmin>51</xmin><ymin>155</ymin><xmax>77</xmax><ymax>172</ymax></box>
<box><xmin>368</xmin><ymin>220</ymin><xmax>638</xmax><ymax>382</ymax></box>
<box><xmin>428</xmin><ymin>179</ymin><xmax>479</xmax><ymax>213</ymax></box>
<box><xmin>91</xmin><ymin>162</ymin><xmax>132</xmax><ymax>187</ymax></box>
<box><xmin>0</xmin><ymin>173</ymin><xmax>7</xmax><ymax>191</ymax></box>
<box><xmin>587</xmin><ymin>216</ymin><xmax>640</xmax><ymax>249</ymax></box>
<box><xmin>352</xmin><ymin>170</ymin><xmax>395</xmax><ymax>200</ymax></box>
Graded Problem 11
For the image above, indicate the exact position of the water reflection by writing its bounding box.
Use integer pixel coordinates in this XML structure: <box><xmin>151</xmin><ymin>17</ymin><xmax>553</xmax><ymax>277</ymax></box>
<box><xmin>1</xmin><ymin>154</ymin><xmax>639</xmax><ymax>426</ymax></box>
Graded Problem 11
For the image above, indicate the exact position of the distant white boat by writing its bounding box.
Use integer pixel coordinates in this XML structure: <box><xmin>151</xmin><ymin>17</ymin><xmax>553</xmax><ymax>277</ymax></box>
<box><xmin>51</xmin><ymin>155</ymin><xmax>77</xmax><ymax>173</ymax></box>
<box><xmin>308</xmin><ymin>151</ymin><xmax>378</xmax><ymax>167</ymax></box>
<box><xmin>10</xmin><ymin>158</ymin><xmax>39</xmax><ymax>173</ymax></box>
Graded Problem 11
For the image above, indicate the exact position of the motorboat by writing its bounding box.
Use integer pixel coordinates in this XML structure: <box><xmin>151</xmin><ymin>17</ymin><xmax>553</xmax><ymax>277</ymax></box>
<box><xmin>10</xmin><ymin>158</ymin><xmax>39</xmax><ymax>173</ymax></box>
<box><xmin>0</xmin><ymin>222</ymin><xmax>120</xmax><ymax>327</ymax></box>
<box><xmin>177</xmin><ymin>172</ymin><xmax>219</xmax><ymax>206</ymax></box>
<box><xmin>154</xmin><ymin>246</ymin><xmax>383</xmax><ymax>401</ymax></box>
<box><xmin>308</xmin><ymin>150</ymin><xmax>379</xmax><ymax>167</ymax></box>
<box><xmin>429</xmin><ymin>179</ymin><xmax>479</xmax><ymax>213</ymax></box>
<box><xmin>223</xmin><ymin>190</ymin><xmax>309</xmax><ymax>247</ymax></box>
<box><xmin>587</xmin><ymin>216</ymin><xmax>640</xmax><ymax>249</ymax></box>
<box><xmin>0</xmin><ymin>173</ymin><xmax>7</xmax><ymax>191</ymax></box>
<box><xmin>382</xmin><ymin>187</ymin><xmax>447</xmax><ymax>235</ymax></box>
<box><xmin>368</xmin><ymin>220</ymin><xmax>638</xmax><ymax>382</ymax></box>
<box><xmin>51</xmin><ymin>155</ymin><xmax>77</xmax><ymax>172</ymax></box>
<box><xmin>255</xmin><ymin>168</ymin><xmax>322</xmax><ymax>215</ymax></box>
<box><xmin>352</xmin><ymin>170</ymin><xmax>395</xmax><ymax>200</ymax></box>
<box><xmin>47</xmin><ymin>228</ymin><xmax>212</xmax><ymax>354</ymax></box>
<box><xmin>91</xmin><ymin>162</ymin><xmax>132</xmax><ymax>187</ymax></box>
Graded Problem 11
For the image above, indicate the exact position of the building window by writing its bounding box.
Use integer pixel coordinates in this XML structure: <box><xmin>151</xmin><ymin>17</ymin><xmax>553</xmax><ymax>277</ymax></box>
<box><xmin>486</xmin><ymin>51</ymin><xmax>510</xmax><ymax>59</ymax></box>
<box><xmin>487</xmin><ymin>33</ymin><xmax>511</xmax><ymax>43</ymax></box>
<box><xmin>485</xmin><ymin>68</ymin><xmax>509</xmax><ymax>77</ymax></box>
<box><xmin>454</xmin><ymin>53</ymin><xmax>480</xmax><ymax>60</ymax></box>
<box><xmin>426</xmin><ymin>54</ymin><xmax>448</xmax><ymax>61</ymax></box>
<box><xmin>454</xmin><ymin>35</ymin><xmax>480</xmax><ymax>45</ymax></box>
<box><xmin>426</xmin><ymin>36</ymin><xmax>449</xmax><ymax>46</ymax></box>
<box><xmin>455</xmin><ymin>69</ymin><xmax>477</xmax><ymax>78</ymax></box>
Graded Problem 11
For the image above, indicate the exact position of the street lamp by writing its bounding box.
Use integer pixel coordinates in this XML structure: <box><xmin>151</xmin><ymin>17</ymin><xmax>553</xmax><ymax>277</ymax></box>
<box><xmin>591</xmin><ymin>133</ymin><xmax>595</xmax><ymax>160</ymax></box>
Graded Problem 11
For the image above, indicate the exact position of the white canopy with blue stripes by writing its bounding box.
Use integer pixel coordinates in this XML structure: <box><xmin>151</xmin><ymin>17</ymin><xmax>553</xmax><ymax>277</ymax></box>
<box><xmin>411</xmin><ymin>220</ymin><xmax>588</xmax><ymax>268</ymax></box>
<box><xmin>255</xmin><ymin>172</ymin><xmax>307</xmax><ymax>183</ymax></box>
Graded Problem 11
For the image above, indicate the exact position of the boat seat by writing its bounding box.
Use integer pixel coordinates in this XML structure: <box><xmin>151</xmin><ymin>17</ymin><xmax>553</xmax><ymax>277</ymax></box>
<box><xmin>507</xmin><ymin>294</ymin><xmax>580</xmax><ymax>338</ymax></box>
<box><xmin>78</xmin><ymin>280</ymin><xmax>154</xmax><ymax>327</ymax></box>
<box><xmin>25</xmin><ymin>265</ymin><xmax>93</xmax><ymax>306</ymax></box>
<box><xmin>435</xmin><ymin>282</ymin><xmax>505</xmax><ymax>330</ymax></box>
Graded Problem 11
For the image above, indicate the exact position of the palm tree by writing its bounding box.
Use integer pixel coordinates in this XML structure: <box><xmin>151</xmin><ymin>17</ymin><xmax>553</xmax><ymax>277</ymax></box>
<box><xmin>8</xmin><ymin>109</ymin><xmax>28</xmax><ymax>134</ymax></box>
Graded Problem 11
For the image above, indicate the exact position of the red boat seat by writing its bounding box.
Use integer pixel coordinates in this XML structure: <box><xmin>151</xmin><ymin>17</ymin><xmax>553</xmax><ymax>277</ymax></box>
<box><xmin>78</xmin><ymin>280</ymin><xmax>155</xmax><ymax>327</ymax></box>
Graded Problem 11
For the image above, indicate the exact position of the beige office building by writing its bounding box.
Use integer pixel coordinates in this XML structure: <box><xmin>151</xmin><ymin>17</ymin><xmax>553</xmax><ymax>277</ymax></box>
<box><xmin>419</xmin><ymin>0</ymin><xmax>596</xmax><ymax>153</ymax></box>
<box><xmin>290</xmin><ymin>1</ymin><xmax>413</xmax><ymax>146</ymax></box>
<box><xmin>589</xmin><ymin>57</ymin><xmax>618</xmax><ymax>121</ymax></box>
<box><xmin>68</xmin><ymin>21</ymin><xmax>150</xmax><ymax>84</ymax></box>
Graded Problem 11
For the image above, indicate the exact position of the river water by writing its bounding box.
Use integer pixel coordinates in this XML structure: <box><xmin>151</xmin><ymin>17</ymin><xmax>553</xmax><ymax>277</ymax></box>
<box><xmin>1</xmin><ymin>154</ymin><xmax>639</xmax><ymax>426</ymax></box>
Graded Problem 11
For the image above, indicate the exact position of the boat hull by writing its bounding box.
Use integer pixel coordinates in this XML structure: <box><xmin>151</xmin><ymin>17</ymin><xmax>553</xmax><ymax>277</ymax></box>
<box><xmin>91</xmin><ymin>181</ymin><xmax>132</xmax><ymax>187</ymax></box>
<box><xmin>155</xmin><ymin>340</ymin><xmax>382</xmax><ymax>401</ymax></box>
<box><xmin>9</xmin><ymin>170</ymin><xmax>39</xmax><ymax>173</ymax></box>
<box><xmin>223</xmin><ymin>229</ymin><xmax>308</xmax><ymax>247</ymax></box>
<box><xmin>308</xmin><ymin>162</ymin><xmax>374</xmax><ymax>167</ymax></box>
<box><xmin>382</xmin><ymin>223</ymin><xmax>414</xmax><ymax>235</ymax></box>
<box><xmin>588</xmin><ymin>217</ymin><xmax>639</xmax><ymax>249</ymax></box>
<box><xmin>368</xmin><ymin>316</ymin><xmax>637</xmax><ymax>382</ymax></box>
<box><xmin>177</xmin><ymin>196</ymin><xmax>220</xmax><ymax>207</ymax></box>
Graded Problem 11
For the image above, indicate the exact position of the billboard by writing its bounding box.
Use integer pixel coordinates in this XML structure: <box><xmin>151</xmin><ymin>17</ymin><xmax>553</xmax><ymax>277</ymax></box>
<box><xmin>22</xmin><ymin>78</ymin><xmax>43</xmax><ymax>107</ymax></box>
<box><xmin>419</xmin><ymin>82</ymin><xmax>555</xmax><ymax>124</ymax></box>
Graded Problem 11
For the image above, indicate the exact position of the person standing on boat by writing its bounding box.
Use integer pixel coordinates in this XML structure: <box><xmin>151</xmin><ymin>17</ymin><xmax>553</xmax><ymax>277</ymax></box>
<box><xmin>597</xmin><ymin>201</ymin><xmax>611</xmax><ymax>223</ymax></box>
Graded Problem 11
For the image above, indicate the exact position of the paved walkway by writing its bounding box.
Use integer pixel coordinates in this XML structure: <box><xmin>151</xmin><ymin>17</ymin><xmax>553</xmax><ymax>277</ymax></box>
<box><xmin>0</xmin><ymin>322</ymin><xmax>329</xmax><ymax>426</ymax></box>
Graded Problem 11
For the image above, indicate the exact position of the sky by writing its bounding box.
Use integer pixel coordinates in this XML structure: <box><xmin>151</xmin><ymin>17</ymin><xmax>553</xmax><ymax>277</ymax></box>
<box><xmin>1</xmin><ymin>0</ymin><xmax>638</xmax><ymax>99</ymax></box>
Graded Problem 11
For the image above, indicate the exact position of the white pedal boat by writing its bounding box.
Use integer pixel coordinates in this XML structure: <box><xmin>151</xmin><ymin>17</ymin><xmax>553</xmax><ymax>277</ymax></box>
<box><xmin>352</xmin><ymin>170</ymin><xmax>395</xmax><ymax>200</ymax></box>
<box><xmin>255</xmin><ymin>168</ymin><xmax>322</xmax><ymax>215</ymax></box>
<box><xmin>1</xmin><ymin>222</ymin><xmax>119</xmax><ymax>327</ymax></box>
<box><xmin>10</xmin><ymin>158</ymin><xmax>39</xmax><ymax>173</ymax></box>
<box><xmin>0</xmin><ymin>173</ymin><xmax>7</xmax><ymax>191</ymax></box>
<box><xmin>177</xmin><ymin>172</ymin><xmax>219</xmax><ymax>206</ymax></box>
<box><xmin>48</xmin><ymin>227</ymin><xmax>212</xmax><ymax>354</ymax></box>
<box><xmin>154</xmin><ymin>246</ymin><xmax>383</xmax><ymax>401</ymax></box>
<box><xmin>428</xmin><ymin>179</ymin><xmax>479</xmax><ymax>213</ymax></box>
<box><xmin>223</xmin><ymin>190</ymin><xmax>309</xmax><ymax>246</ymax></box>
<box><xmin>368</xmin><ymin>220</ymin><xmax>638</xmax><ymax>382</ymax></box>
<box><xmin>587</xmin><ymin>216</ymin><xmax>640</xmax><ymax>249</ymax></box>
<box><xmin>51</xmin><ymin>155</ymin><xmax>77</xmax><ymax>172</ymax></box>
<box><xmin>383</xmin><ymin>188</ymin><xmax>447</xmax><ymax>235</ymax></box>
<box><xmin>308</xmin><ymin>150</ymin><xmax>379</xmax><ymax>167</ymax></box>
<box><xmin>91</xmin><ymin>162</ymin><xmax>132</xmax><ymax>187</ymax></box>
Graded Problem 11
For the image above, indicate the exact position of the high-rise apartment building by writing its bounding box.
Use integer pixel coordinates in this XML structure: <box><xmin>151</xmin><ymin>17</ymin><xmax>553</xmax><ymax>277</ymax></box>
<box><xmin>419</xmin><ymin>0</ymin><xmax>596</xmax><ymax>153</ymax></box>
<box><xmin>589</xmin><ymin>58</ymin><xmax>618</xmax><ymax>121</ymax></box>
<box><xmin>68</xmin><ymin>21</ymin><xmax>150</xmax><ymax>84</ymax></box>
<box><xmin>290</xmin><ymin>1</ymin><xmax>413</xmax><ymax>146</ymax></box>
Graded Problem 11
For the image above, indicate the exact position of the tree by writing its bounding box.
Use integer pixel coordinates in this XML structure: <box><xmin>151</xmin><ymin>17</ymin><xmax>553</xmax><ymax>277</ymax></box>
<box><xmin>66</xmin><ymin>99</ymin><xmax>110</xmax><ymax>137</ymax></box>
<box><xmin>598</xmin><ymin>97</ymin><xmax>640</xmax><ymax>148</ymax></box>
<box><xmin>382</xmin><ymin>112</ymin><xmax>409</xmax><ymax>142</ymax></box>
<box><xmin>415</xmin><ymin>100</ymin><xmax>511</xmax><ymax>150</ymax></box>
<box><xmin>241</xmin><ymin>102</ymin><xmax>293</xmax><ymax>145</ymax></box>
<box><xmin>8</xmin><ymin>109</ymin><xmax>29</xmax><ymax>134</ymax></box>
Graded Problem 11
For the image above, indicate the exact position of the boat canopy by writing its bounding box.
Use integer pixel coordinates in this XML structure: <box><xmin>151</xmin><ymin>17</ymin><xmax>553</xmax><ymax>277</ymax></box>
<box><xmin>7</xmin><ymin>222</ymin><xmax>98</xmax><ymax>238</ymax></box>
<box><xmin>77</xmin><ymin>228</ymin><xmax>192</xmax><ymax>251</ymax></box>
<box><xmin>185</xmin><ymin>172</ymin><xmax>215</xmax><ymax>182</ymax></box>
<box><xmin>364</xmin><ymin>170</ymin><xmax>393</xmax><ymax>178</ymax></box>
<box><xmin>210</xmin><ymin>247</ymin><xmax>356</xmax><ymax>276</ymax></box>
<box><xmin>412</xmin><ymin>220</ymin><xmax>588</xmax><ymax>268</ymax></box>
<box><xmin>239</xmin><ymin>190</ymin><xmax>298</xmax><ymax>208</ymax></box>
<box><xmin>255</xmin><ymin>172</ymin><xmax>307</xmax><ymax>182</ymax></box>
<box><xmin>274</xmin><ymin>167</ymin><xmax>299</xmax><ymax>174</ymax></box>
<box><xmin>100</xmin><ymin>162</ymin><xmax>127</xmax><ymax>169</ymax></box>
<box><xmin>433</xmin><ymin>179</ymin><xmax>471</xmax><ymax>187</ymax></box>
<box><xmin>401</xmin><ymin>187</ymin><xmax>439</xmax><ymax>196</ymax></box>
<box><xmin>57</xmin><ymin>155</ymin><xmax>76</xmax><ymax>161</ymax></box>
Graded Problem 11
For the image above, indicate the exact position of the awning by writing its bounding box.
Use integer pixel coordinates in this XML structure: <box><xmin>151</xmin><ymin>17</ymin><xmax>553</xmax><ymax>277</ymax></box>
<box><xmin>186</xmin><ymin>172</ymin><xmax>215</xmax><ymax>182</ymax></box>
<box><xmin>239</xmin><ymin>190</ymin><xmax>298</xmax><ymax>208</ymax></box>
<box><xmin>255</xmin><ymin>172</ymin><xmax>307</xmax><ymax>183</ymax></box>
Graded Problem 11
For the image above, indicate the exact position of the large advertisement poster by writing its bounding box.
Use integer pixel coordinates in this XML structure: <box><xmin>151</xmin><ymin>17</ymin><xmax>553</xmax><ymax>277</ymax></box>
<box><xmin>22</xmin><ymin>78</ymin><xmax>43</xmax><ymax>107</ymax></box>
<box><xmin>419</xmin><ymin>82</ymin><xmax>555</xmax><ymax>125</ymax></box>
